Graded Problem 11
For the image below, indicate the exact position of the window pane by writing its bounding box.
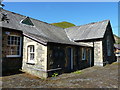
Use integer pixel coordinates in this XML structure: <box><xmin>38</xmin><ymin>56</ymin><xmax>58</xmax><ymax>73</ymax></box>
<box><xmin>17</xmin><ymin>41</ymin><xmax>20</xmax><ymax>45</ymax></box>
<box><xmin>30</xmin><ymin>46</ymin><xmax>32</xmax><ymax>52</ymax></box>
<box><xmin>11</xmin><ymin>36</ymin><xmax>14</xmax><ymax>40</ymax></box>
<box><xmin>7</xmin><ymin>36</ymin><xmax>21</xmax><ymax>56</ymax></box>
<box><xmin>29</xmin><ymin>46</ymin><xmax>34</xmax><ymax>52</ymax></box>
<box><xmin>30</xmin><ymin>53</ymin><xmax>34</xmax><ymax>60</ymax></box>
<box><xmin>7</xmin><ymin>36</ymin><xmax>10</xmax><ymax>45</ymax></box>
<box><xmin>15</xmin><ymin>37</ymin><xmax>17</xmax><ymax>40</ymax></box>
<box><xmin>17</xmin><ymin>46</ymin><xmax>19</xmax><ymax>55</ymax></box>
<box><xmin>18</xmin><ymin>37</ymin><xmax>20</xmax><ymax>41</ymax></box>
<box><xmin>17</xmin><ymin>46</ymin><xmax>19</xmax><ymax>50</ymax></box>
<box><xmin>8</xmin><ymin>41</ymin><xmax>10</xmax><ymax>45</ymax></box>
<box><xmin>15</xmin><ymin>40</ymin><xmax>17</xmax><ymax>45</ymax></box>
<box><xmin>17</xmin><ymin>50</ymin><xmax>19</xmax><ymax>55</ymax></box>
<box><xmin>33</xmin><ymin>46</ymin><xmax>34</xmax><ymax>52</ymax></box>
<box><xmin>11</xmin><ymin>41</ymin><xmax>13</xmax><ymax>45</ymax></box>
<box><xmin>7</xmin><ymin>36</ymin><xmax>10</xmax><ymax>41</ymax></box>
<box><xmin>82</xmin><ymin>48</ymin><xmax>86</xmax><ymax>60</ymax></box>
<box><xmin>32</xmin><ymin>53</ymin><xmax>34</xmax><ymax>59</ymax></box>
<box><xmin>28</xmin><ymin>45</ymin><xmax>35</xmax><ymax>62</ymax></box>
<box><xmin>15</xmin><ymin>37</ymin><xmax>17</xmax><ymax>45</ymax></box>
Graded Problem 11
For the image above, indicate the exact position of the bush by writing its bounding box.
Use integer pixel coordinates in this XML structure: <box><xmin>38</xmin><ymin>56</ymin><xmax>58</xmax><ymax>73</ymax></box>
<box><xmin>52</xmin><ymin>73</ymin><xmax>58</xmax><ymax>77</ymax></box>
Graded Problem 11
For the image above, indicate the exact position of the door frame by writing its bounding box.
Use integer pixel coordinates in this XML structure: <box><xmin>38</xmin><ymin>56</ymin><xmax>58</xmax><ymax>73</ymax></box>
<box><xmin>70</xmin><ymin>48</ymin><xmax>73</xmax><ymax>70</ymax></box>
<box><xmin>88</xmin><ymin>49</ymin><xmax>92</xmax><ymax>67</ymax></box>
<box><xmin>67</xmin><ymin>47</ymin><xmax>73</xmax><ymax>70</ymax></box>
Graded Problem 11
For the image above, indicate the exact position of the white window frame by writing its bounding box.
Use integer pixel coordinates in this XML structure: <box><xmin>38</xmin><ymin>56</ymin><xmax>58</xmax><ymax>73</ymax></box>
<box><xmin>27</xmin><ymin>45</ymin><xmax>35</xmax><ymax>64</ymax></box>
<box><xmin>82</xmin><ymin>48</ymin><xmax>86</xmax><ymax>60</ymax></box>
<box><xmin>6</xmin><ymin>35</ymin><xmax>22</xmax><ymax>57</ymax></box>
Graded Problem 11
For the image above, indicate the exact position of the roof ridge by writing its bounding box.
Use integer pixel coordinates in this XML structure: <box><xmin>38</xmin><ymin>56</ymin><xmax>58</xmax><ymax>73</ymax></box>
<box><xmin>2</xmin><ymin>9</ymin><xmax>64</xmax><ymax>29</ymax></box>
<box><xmin>65</xmin><ymin>19</ymin><xmax>110</xmax><ymax>29</ymax></box>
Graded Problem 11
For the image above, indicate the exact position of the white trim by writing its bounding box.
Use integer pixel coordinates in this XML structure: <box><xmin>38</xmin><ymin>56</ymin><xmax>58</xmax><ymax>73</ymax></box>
<box><xmin>47</xmin><ymin>68</ymin><xmax>62</xmax><ymax>72</ymax></box>
<box><xmin>6</xmin><ymin>36</ymin><xmax>22</xmax><ymax>57</ymax></box>
<box><xmin>19</xmin><ymin>37</ymin><xmax>22</xmax><ymax>57</ymax></box>
<box><xmin>6</xmin><ymin>55</ymin><xmax>21</xmax><ymax>57</ymax></box>
<box><xmin>24</xmin><ymin>67</ymin><xmax>62</xmax><ymax>73</ymax></box>
<box><xmin>27</xmin><ymin>45</ymin><xmax>35</xmax><ymax>64</ymax></box>
<box><xmin>88</xmin><ymin>49</ymin><xmax>92</xmax><ymax>67</ymax></box>
<box><xmin>27</xmin><ymin>60</ymin><xmax>35</xmax><ymax>64</ymax></box>
<box><xmin>82</xmin><ymin>48</ymin><xmax>86</xmax><ymax>60</ymax></box>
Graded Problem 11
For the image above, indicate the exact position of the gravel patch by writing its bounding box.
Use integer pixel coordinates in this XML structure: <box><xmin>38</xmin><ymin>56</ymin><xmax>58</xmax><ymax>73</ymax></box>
<box><xmin>1</xmin><ymin>62</ymin><xmax>119</xmax><ymax>88</ymax></box>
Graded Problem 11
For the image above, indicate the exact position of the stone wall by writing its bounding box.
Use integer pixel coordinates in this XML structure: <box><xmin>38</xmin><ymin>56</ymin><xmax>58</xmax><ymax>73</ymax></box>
<box><xmin>2</xmin><ymin>28</ymin><xmax>22</xmax><ymax>71</ymax></box>
<box><xmin>22</xmin><ymin>36</ymin><xmax>47</xmax><ymax>78</ymax></box>
<box><xmin>22</xmin><ymin>37</ymin><xmax>93</xmax><ymax>78</ymax></box>
<box><xmin>94</xmin><ymin>41</ymin><xmax>103</xmax><ymax>66</ymax></box>
<box><xmin>0</xmin><ymin>27</ymin><xmax>2</xmax><ymax>75</ymax></box>
<box><xmin>0</xmin><ymin>28</ymin><xmax>2</xmax><ymax>60</ymax></box>
<box><xmin>102</xmin><ymin>25</ymin><xmax>116</xmax><ymax>65</ymax></box>
<box><xmin>77</xmin><ymin>41</ymin><xmax>104</xmax><ymax>66</ymax></box>
<box><xmin>47</xmin><ymin>43</ymin><xmax>93</xmax><ymax>76</ymax></box>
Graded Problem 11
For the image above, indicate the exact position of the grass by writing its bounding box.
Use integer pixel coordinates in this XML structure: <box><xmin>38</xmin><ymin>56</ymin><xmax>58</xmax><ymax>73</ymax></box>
<box><xmin>52</xmin><ymin>73</ymin><xmax>58</xmax><ymax>77</ymax></box>
<box><xmin>51</xmin><ymin>21</ymin><xmax>75</xmax><ymax>28</ymax></box>
<box><xmin>73</xmin><ymin>70</ymin><xmax>82</xmax><ymax>74</ymax></box>
<box><xmin>112</xmin><ymin>62</ymin><xmax>120</xmax><ymax>65</ymax></box>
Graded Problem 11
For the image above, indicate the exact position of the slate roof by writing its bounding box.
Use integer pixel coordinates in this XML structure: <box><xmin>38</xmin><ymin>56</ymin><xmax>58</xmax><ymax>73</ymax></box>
<box><xmin>65</xmin><ymin>20</ymin><xmax>110</xmax><ymax>41</ymax></box>
<box><xmin>0</xmin><ymin>9</ymin><xmax>91</xmax><ymax>47</ymax></box>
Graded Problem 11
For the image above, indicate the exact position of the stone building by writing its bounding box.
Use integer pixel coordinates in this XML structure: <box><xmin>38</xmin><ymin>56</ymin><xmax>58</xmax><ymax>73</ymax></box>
<box><xmin>65</xmin><ymin>21</ymin><xmax>116</xmax><ymax>66</ymax></box>
<box><xmin>0</xmin><ymin>9</ymin><xmax>115</xmax><ymax>78</ymax></box>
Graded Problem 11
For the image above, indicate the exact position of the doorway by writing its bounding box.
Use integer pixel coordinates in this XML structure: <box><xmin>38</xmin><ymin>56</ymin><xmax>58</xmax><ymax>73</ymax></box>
<box><xmin>67</xmin><ymin>48</ymin><xmax>73</xmax><ymax>71</ymax></box>
<box><xmin>88</xmin><ymin>49</ymin><xmax>92</xmax><ymax>67</ymax></box>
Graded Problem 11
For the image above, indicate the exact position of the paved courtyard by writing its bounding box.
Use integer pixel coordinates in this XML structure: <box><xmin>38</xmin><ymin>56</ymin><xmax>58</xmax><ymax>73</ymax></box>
<box><xmin>0</xmin><ymin>62</ymin><xmax>119</xmax><ymax>88</ymax></box>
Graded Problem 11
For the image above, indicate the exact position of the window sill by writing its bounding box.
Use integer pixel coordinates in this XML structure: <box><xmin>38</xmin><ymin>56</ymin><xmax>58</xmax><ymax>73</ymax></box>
<box><xmin>6</xmin><ymin>55</ymin><xmax>21</xmax><ymax>58</ymax></box>
<box><xmin>26</xmin><ymin>62</ymin><xmax>35</xmax><ymax>65</ymax></box>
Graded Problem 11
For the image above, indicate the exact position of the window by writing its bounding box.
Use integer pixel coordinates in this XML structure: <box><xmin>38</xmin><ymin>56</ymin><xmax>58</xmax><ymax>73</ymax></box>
<box><xmin>28</xmin><ymin>45</ymin><xmax>35</xmax><ymax>63</ymax></box>
<box><xmin>107</xmin><ymin>36</ymin><xmax>111</xmax><ymax>56</ymax></box>
<box><xmin>7</xmin><ymin>36</ymin><xmax>21</xmax><ymax>57</ymax></box>
<box><xmin>21</xmin><ymin>17</ymin><xmax>34</xmax><ymax>26</ymax></box>
<box><xmin>82</xmin><ymin>48</ymin><xmax>86</xmax><ymax>60</ymax></box>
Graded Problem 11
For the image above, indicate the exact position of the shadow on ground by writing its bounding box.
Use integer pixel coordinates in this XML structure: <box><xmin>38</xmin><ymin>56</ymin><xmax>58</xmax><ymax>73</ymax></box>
<box><xmin>1</xmin><ymin>70</ymin><xmax>24</xmax><ymax>77</ymax></box>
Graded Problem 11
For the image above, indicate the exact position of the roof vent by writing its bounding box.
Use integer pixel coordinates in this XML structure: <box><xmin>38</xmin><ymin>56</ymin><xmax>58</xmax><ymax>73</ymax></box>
<box><xmin>21</xmin><ymin>17</ymin><xmax>34</xmax><ymax>26</ymax></box>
